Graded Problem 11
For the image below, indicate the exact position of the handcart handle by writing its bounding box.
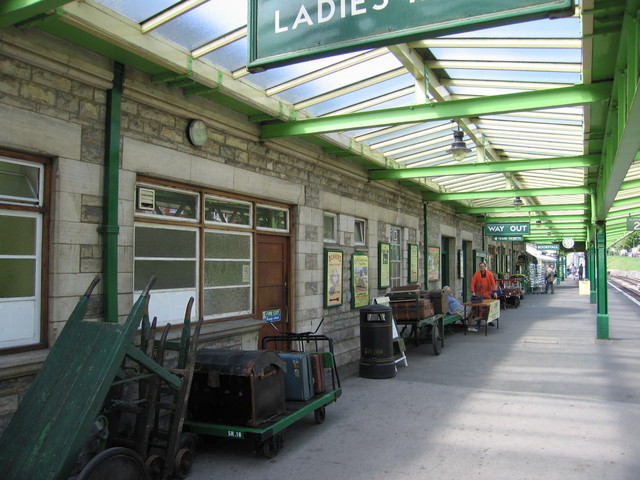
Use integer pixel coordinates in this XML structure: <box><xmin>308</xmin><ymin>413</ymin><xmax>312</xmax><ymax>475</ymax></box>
<box><xmin>140</xmin><ymin>275</ymin><xmax>157</xmax><ymax>297</ymax></box>
<box><xmin>84</xmin><ymin>276</ymin><xmax>101</xmax><ymax>297</ymax></box>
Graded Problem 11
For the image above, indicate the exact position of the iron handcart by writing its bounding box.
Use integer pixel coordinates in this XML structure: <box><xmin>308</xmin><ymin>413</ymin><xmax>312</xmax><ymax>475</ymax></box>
<box><xmin>0</xmin><ymin>276</ymin><xmax>203</xmax><ymax>480</ymax></box>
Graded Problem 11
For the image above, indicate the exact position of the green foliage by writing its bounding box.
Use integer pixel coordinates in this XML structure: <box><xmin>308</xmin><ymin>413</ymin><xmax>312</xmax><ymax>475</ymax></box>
<box><xmin>607</xmin><ymin>256</ymin><xmax>640</xmax><ymax>271</ymax></box>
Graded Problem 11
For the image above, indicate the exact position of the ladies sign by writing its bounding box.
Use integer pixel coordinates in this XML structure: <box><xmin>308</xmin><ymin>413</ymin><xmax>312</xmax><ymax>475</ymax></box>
<box><xmin>248</xmin><ymin>0</ymin><xmax>574</xmax><ymax>71</ymax></box>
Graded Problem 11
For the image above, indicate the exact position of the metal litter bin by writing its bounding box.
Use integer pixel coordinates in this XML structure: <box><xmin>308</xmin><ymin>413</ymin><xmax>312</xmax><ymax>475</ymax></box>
<box><xmin>359</xmin><ymin>304</ymin><xmax>396</xmax><ymax>379</ymax></box>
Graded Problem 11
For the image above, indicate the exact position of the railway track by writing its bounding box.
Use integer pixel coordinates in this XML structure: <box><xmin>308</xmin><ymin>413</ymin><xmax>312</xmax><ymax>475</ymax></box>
<box><xmin>609</xmin><ymin>274</ymin><xmax>640</xmax><ymax>302</ymax></box>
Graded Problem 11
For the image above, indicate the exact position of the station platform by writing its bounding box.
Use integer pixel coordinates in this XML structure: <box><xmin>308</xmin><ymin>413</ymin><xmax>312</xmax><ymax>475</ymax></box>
<box><xmin>188</xmin><ymin>280</ymin><xmax>640</xmax><ymax>480</ymax></box>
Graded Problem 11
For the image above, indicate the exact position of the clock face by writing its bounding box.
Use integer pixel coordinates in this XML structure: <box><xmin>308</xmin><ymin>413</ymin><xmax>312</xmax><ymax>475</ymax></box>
<box><xmin>562</xmin><ymin>238</ymin><xmax>575</xmax><ymax>249</ymax></box>
<box><xmin>188</xmin><ymin>119</ymin><xmax>208</xmax><ymax>146</ymax></box>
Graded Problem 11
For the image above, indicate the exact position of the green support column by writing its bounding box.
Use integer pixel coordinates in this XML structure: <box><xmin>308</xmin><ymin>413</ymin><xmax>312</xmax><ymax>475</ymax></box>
<box><xmin>595</xmin><ymin>231</ymin><xmax>609</xmax><ymax>339</ymax></box>
<box><xmin>588</xmin><ymin>243</ymin><xmax>596</xmax><ymax>304</ymax></box>
<box><xmin>100</xmin><ymin>62</ymin><xmax>123</xmax><ymax>322</ymax></box>
<box><xmin>423</xmin><ymin>203</ymin><xmax>428</xmax><ymax>287</ymax></box>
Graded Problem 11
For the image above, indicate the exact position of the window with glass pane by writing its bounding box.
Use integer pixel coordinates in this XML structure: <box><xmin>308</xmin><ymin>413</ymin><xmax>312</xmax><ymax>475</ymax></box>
<box><xmin>256</xmin><ymin>205</ymin><xmax>289</xmax><ymax>231</ymax></box>
<box><xmin>134</xmin><ymin>225</ymin><xmax>197</xmax><ymax>326</ymax></box>
<box><xmin>390</xmin><ymin>227</ymin><xmax>402</xmax><ymax>287</ymax></box>
<box><xmin>0</xmin><ymin>158</ymin><xmax>41</xmax><ymax>205</ymax></box>
<box><xmin>204</xmin><ymin>231</ymin><xmax>251</xmax><ymax>318</ymax></box>
<box><xmin>0</xmin><ymin>210</ymin><xmax>42</xmax><ymax>350</ymax></box>
<box><xmin>204</xmin><ymin>195</ymin><xmax>251</xmax><ymax>227</ymax></box>
<box><xmin>355</xmin><ymin>219</ymin><xmax>366</xmax><ymax>245</ymax></box>
<box><xmin>135</xmin><ymin>185</ymin><xmax>198</xmax><ymax>220</ymax></box>
<box><xmin>324</xmin><ymin>212</ymin><xmax>337</xmax><ymax>242</ymax></box>
<box><xmin>134</xmin><ymin>226</ymin><xmax>197</xmax><ymax>290</ymax></box>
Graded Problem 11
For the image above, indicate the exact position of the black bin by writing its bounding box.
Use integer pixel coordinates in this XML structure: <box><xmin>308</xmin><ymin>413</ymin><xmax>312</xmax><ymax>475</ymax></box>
<box><xmin>359</xmin><ymin>304</ymin><xmax>396</xmax><ymax>379</ymax></box>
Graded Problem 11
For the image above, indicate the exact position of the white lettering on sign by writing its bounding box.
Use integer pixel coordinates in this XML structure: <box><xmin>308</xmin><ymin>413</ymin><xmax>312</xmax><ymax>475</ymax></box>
<box><xmin>487</xmin><ymin>225</ymin><xmax>505</xmax><ymax>233</ymax></box>
<box><xmin>274</xmin><ymin>0</ymin><xmax>391</xmax><ymax>34</ymax></box>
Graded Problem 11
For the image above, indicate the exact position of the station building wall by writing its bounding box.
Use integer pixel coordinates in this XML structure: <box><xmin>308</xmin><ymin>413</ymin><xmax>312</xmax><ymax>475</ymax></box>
<box><xmin>0</xmin><ymin>27</ymin><xmax>488</xmax><ymax>430</ymax></box>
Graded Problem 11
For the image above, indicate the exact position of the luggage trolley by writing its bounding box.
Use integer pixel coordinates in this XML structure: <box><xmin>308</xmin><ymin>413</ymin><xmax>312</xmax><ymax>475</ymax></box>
<box><xmin>184</xmin><ymin>320</ymin><xmax>341</xmax><ymax>458</ymax></box>
<box><xmin>496</xmin><ymin>278</ymin><xmax>523</xmax><ymax>309</ymax></box>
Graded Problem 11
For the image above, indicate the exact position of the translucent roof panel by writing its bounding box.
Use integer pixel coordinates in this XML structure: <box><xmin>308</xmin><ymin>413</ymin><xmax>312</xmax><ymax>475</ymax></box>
<box><xmin>97</xmin><ymin>0</ymin><xmax>176</xmax><ymax>23</ymax></box>
<box><xmin>154</xmin><ymin>2</ymin><xmax>247</xmax><ymax>51</ymax></box>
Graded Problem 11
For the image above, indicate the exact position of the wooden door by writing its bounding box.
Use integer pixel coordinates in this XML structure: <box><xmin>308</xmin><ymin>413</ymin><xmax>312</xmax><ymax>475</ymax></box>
<box><xmin>256</xmin><ymin>234</ymin><xmax>291</xmax><ymax>350</ymax></box>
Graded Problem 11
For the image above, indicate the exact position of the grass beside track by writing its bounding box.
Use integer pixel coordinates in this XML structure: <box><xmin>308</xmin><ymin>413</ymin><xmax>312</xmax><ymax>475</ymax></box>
<box><xmin>607</xmin><ymin>256</ymin><xmax>640</xmax><ymax>272</ymax></box>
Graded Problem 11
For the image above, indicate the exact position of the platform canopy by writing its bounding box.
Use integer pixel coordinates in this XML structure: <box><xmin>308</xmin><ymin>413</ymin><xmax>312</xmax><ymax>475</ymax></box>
<box><xmin>3</xmin><ymin>0</ymin><xmax>639</xmax><ymax>246</ymax></box>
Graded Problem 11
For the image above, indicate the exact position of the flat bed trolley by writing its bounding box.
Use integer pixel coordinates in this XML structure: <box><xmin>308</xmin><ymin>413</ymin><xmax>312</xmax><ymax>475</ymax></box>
<box><xmin>184</xmin><ymin>327</ymin><xmax>341</xmax><ymax>459</ymax></box>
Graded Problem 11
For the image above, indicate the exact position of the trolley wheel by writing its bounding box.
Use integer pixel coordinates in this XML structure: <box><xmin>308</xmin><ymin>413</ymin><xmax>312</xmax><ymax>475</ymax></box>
<box><xmin>145</xmin><ymin>455</ymin><xmax>164</xmax><ymax>480</ymax></box>
<box><xmin>179</xmin><ymin>432</ymin><xmax>199</xmax><ymax>452</ymax></box>
<box><xmin>260</xmin><ymin>434</ymin><xmax>282</xmax><ymax>458</ymax></box>
<box><xmin>314</xmin><ymin>406</ymin><xmax>326</xmax><ymax>424</ymax></box>
<box><xmin>77</xmin><ymin>447</ymin><xmax>149</xmax><ymax>480</ymax></box>
<box><xmin>173</xmin><ymin>447</ymin><xmax>193</xmax><ymax>479</ymax></box>
<box><xmin>431</xmin><ymin>324</ymin><xmax>442</xmax><ymax>356</ymax></box>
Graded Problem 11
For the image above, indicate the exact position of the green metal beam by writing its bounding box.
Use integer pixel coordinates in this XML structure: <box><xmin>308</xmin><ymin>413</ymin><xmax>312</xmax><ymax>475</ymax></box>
<box><xmin>476</xmin><ymin>214</ymin><xmax>589</xmax><ymax>223</ymax></box>
<box><xmin>423</xmin><ymin>185</ymin><xmax>590</xmax><ymax>201</ymax></box>
<box><xmin>261</xmin><ymin>83</ymin><xmax>612</xmax><ymax>139</ymax></box>
<box><xmin>595</xmin><ymin>10</ymin><xmax>640</xmax><ymax>220</ymax></box>
<box><xmin>457</xmin><ymin>203</ymin><xmax>588</xmax><ymax>214</ymax></box>
<box><xmin>370</xmin><ymin>155</ymin><xmax>599</xmax><ymax>181</ymax></box>
<box><xmin>0</xmin><ymin>0</ymin><xmax>68</xmax><ymax>28</ymax></box>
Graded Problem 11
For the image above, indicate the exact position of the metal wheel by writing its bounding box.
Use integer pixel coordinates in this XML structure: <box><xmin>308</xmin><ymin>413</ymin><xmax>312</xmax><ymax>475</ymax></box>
<box><xmin>431</xmin><ymin>324</ymin><xmax>442</xmax><ymax>356</ymax></box>
<box><xmin>314</xmin><ymin>406</ymin><xmax>326</xmax><ymax>424</ymax></box>
<box><xmin>145</xmin><ymin>455</ymin><xmax>164</xmax><ymax>480</ymax></box>
<box><xmin>173</xmin><ymin>447</ymin><xmax>193</xmax><ymax>479</ymax></box>
<box><xmin>77</xmin><ymin>447</ymin><xmax>149</xmax><ymax>480</ymax></box>
<box><xmin>260</xmin><ymin>434</ymin><xmax>282</xmax><ymax>458</ymax></box>
<box><xmin>179</xmin><ymin>432</ymin><xmax>199</xmax><ymax>453</ymax></box>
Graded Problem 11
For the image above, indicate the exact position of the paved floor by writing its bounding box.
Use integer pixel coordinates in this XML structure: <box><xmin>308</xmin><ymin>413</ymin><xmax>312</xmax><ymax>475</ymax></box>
<box><xmin>188</xmin><ymin>280</ymin><xmax>640</xmax><ymax>480</ymax></box>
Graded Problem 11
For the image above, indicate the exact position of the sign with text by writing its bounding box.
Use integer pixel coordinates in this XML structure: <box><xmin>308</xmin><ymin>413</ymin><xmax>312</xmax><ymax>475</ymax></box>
<box><xmin>493</xmin><ymin>235</ymin><xmax>523</xmax><ymax>241</ymax></box>
<box><xmin>626</xmin><ymin>217</ymin><xmax>640</xmax><ymax>231</ymax></box>
<box><xmin>484</xmin><ymin>222</ymin><xmax>530</xmax><ymax>235</ymax></box>
<box><xmin>536</xmin><ymin>243</ymin><xmax>560</xmax><ymax>251</ymax></box>
<box><xmin>248</xmin><ymin>0</ymin><xmax>575</xmax><ymax>71</ymax></box>
<box><xmin>262</xmin><ymin>309</ymin><xmax>281</xmax><ymax>323</ymax></box>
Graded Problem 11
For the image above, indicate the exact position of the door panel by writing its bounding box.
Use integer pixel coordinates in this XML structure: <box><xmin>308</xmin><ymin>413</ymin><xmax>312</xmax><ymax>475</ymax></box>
<box><xmin>256</xmin><ymin>235</ymin><xmax>290</xmax><ymax>350</ymax></box>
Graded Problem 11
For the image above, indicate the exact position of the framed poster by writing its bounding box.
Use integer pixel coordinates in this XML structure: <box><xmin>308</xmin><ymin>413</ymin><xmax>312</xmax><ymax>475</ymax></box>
<box><xmin>351</xmin><ymin>251</ymin><xmax>369</xmax><ymax>308</ymax></box>
<box><xmin>324</xmin><ymin>249</ymin><xmax>343</xmax><ymax>308</ymax></box>
<box><xmin>408</xmin><ymin>243</ymin><xmax>419</xmax><ymax>284</ymax></box>
<box><xmin>427</xmin><ymin>246</ymin><xmax>440</xmax><ymax>281</ymax></box>
<box><xmin>378</xmin><ymin>241</ymin><xmax>390</xmax><ymax>288</ymax></box>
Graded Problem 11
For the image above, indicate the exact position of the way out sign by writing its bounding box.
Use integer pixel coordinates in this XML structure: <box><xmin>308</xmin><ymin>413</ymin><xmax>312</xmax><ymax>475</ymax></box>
<box><xmin>247</xmin><ymin>0</ymin><xmax>575</xmax><ymax>71</ymax></box>
<box><xmin>485</xmin><ymin>222</ymin><xmax>530</xmax><ymax>236</ymax></box>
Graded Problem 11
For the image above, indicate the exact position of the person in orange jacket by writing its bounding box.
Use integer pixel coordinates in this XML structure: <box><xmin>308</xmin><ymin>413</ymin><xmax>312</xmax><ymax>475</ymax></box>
<box><xmin>469</xmin><ymin>262</ymin><xmax>498</xmax><ymax>331</ymax></box>
<box><xmin>471</xmin><ymin>262</ymin><xmax>498</xmax><ymax>300</ymax></box>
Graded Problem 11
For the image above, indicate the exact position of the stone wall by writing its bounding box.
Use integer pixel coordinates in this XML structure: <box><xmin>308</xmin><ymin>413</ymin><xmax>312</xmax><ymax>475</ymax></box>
<box><xmin>0</xmin><ymin>26</ymin><xmax>486</xmax><ymax>429</ymax></box>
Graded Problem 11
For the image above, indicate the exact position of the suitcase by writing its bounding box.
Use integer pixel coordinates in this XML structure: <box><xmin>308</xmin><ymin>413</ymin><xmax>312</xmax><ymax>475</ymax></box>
<box><xmin>427</xmin><ymin>289</ymin><xmax>449</xmax><ymax>315</ymax></box>
<box><xmin>279</xmin><ymin>352</ymin><xmax>314</xmax><ymax>401</ymax></box>
<box><xmin>309</xmin><ymin>353</ymin><xmax>326</xmax><ymax>394</ymax></box>
<box><xmin>391</xmin><ymin>298</ymin><xmax>434</xmax><ymax>321</ymax></box>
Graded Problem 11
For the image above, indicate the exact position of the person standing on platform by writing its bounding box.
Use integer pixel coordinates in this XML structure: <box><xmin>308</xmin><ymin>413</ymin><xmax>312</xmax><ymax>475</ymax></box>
<box><xmin>470</xmin><ymin>262</ymin><xmax>498</xmax><ymax>331</ymax></box>
<box><xmin>544</xmin><ymin>265</ymin><xmax>555</xmax><ymax>294</ymax></box>
<box><xmin>470</xmin><ymin>262</ymin><xmax>498</xmax><ymax>300</ymax></box>
<box><xmin>578</xmin><ymin>264</ymin><xmax>584</xmax><ymax>281</ymax></box>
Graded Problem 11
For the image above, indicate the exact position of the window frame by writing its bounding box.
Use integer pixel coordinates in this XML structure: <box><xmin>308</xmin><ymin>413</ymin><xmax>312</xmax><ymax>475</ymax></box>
<box><xmin>355</xmin><ymin>218</ymin><xmax>366</xmax><ymax>246</ymax></box>
<box><xmin>324</xmin><ymin>212</ymin><xmax>338</xmax><ymax>243</ymax></box>
<box><xmin>0</xmin><ymin>151</ymin><xmax>50</xmax><ymax>354</ymax></box>
<box><xmin>134</xmin><ymin>177</ymin><xmax>291</xmax><ymax>325</ymax></box>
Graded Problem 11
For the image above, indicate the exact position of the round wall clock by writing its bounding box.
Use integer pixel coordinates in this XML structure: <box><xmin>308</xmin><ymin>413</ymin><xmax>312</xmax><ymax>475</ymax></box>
<box><xmin>187</xmin><ymin>119</ymin><xmax>208</xmax><ymax>146</ymax></box>
<box><xmin>562</xmin><ymin>238</ymin><xmax>575</xmax><ymax>249</ymax></box>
